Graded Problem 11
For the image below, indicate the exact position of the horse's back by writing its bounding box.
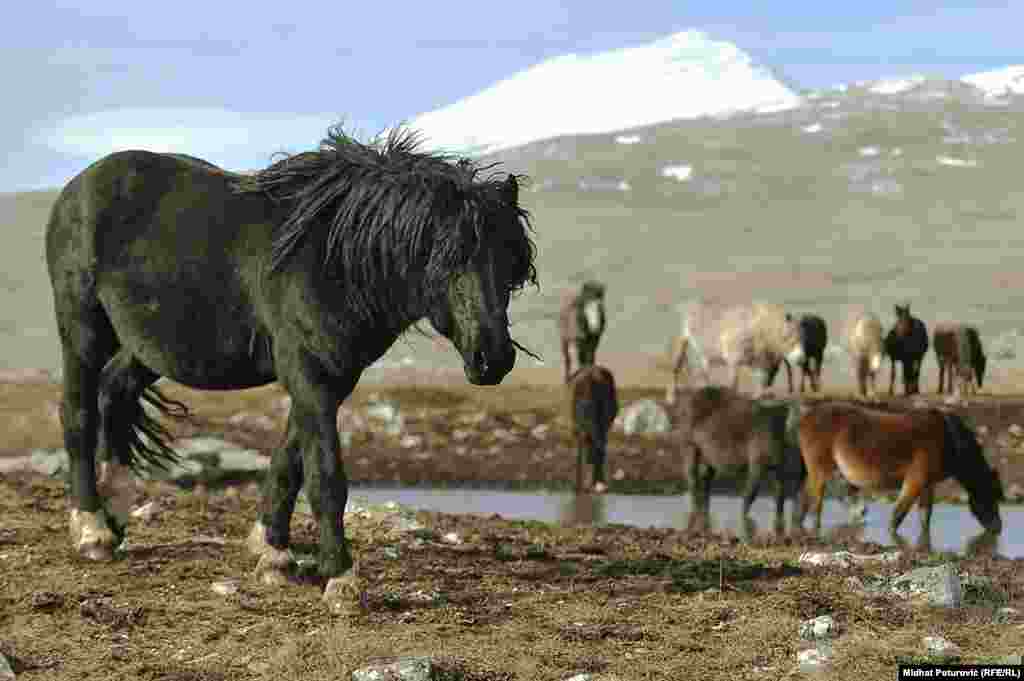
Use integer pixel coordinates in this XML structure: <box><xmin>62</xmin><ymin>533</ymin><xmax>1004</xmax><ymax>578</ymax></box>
<box><xmin>46</xmin><ymin>150</ymin><xmax>281</xmax><ymax>387</ymax></box>
<box><xmin>799</xmin><ymin>403</ymin><xmax>945</xmax><ymax>485</ymax></box>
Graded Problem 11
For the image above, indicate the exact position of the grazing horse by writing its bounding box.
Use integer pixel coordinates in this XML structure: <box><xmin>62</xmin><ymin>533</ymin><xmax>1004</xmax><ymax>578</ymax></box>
<box><xmin>670</xmin><ymin>301</ymin><xmax>803</xmax><ymax>400</ymax></box>
<box><xmin>844</xmin><ymin>311</ymin><xmax>884</xmax><ymax>399</ymax></box>
<box><xmin>675</xmin><ymin>386</ymin><xmax>805</xmax><ymax>538</ymax></box>
<box><xmin>559</xmin><ymin>281</ymin><xmax>606</xmax><ymax>383</ymax></box>
<box><xmin>797</xmin><ymin>402</ymin><xmax>1003</xmax><ymax>549</ymax></box>
<box><xmin>933</xmin><ymin>323</ymin><xmax>987</xmax><ymax>397</ymax></box>
<box><xmin>884</xmin><ymin>304</ymin><xmax>929</xmax><ymax>396</ymax></box>
<box><xmin>567</xmin><ymin>364</ymin><xmax>619</xmax><ymax>494</ymax></box>
<box><xmin>45</xmin><ymin>126</ymin><xmax>538</xmax><ymax>610</ymax></box>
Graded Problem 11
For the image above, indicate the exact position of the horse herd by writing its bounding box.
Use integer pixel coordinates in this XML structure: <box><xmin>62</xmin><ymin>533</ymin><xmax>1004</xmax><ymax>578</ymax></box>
<box><xmin>559</xmin><ymin>284</ymin><xmax>1004</xmax><ymax>551</ymax></box>
<box><xmin>41</xmin><ymin>129</ymin><xmax>1004</xmax><ymax>611</ymax></box>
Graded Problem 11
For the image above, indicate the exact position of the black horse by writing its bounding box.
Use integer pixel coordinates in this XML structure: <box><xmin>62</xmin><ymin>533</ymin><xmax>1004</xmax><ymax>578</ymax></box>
<box><xmin>884</xmin><ymin>304</ymin><xmax>929</xmax><ymax>396</ymax></box>
<box><xmin>45</xmin><ymin>126</ymin><xmax>538</xmax><ymax>609</ymax></box>
<box><xmin>796</xmin><ymin>314</ymin><xmax>827</xmax><ymax>393</ymax></box>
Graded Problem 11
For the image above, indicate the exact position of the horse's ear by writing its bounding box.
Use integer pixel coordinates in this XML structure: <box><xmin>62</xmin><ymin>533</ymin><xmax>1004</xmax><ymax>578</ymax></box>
<box><xmin>501</xmin><ymin>175</ymin><xmax>519</xmax><ymax>204</ymax></box>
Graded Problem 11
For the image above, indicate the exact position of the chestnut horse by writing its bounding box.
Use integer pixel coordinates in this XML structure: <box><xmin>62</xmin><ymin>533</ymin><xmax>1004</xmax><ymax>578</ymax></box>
<box><xmin>797</xmin><ymin>402</ymin><xmax>1003</xmax><ymax>549</ymax></box>
<box><xmin>567</xmin><ymin>364</ymin><xmax>619</xmax><ymax>494</ymax></box>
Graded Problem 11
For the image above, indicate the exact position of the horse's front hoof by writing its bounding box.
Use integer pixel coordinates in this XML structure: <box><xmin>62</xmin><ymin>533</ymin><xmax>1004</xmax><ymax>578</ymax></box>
<box><xmin>323</xmin><ymin>571</ymin><xmax>365</xmax><ymax>615</ymax></box>
<box><xmin>248</xmin><ymin>521</ymin><xmax>294</xmax><ymax>586</ymax></box>
<box><xmin>69</xmin><ymin>509</ymin><xmax>117</xmax><ymax>561</ymax></box>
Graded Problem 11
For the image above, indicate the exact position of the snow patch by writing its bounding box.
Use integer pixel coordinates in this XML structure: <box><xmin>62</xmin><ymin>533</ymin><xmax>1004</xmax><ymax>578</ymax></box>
<box><xmin>936</xmin><ymin>156</ymin><xmax>979</xmax><ymax>168</ymax></box>
<box><xmin>868</xmin><ymin>75</ymin><xmax>925</xmax><ymax>95</ymax></box>
<box><xmin>801</xmin><ymin>123</ymin><xmax>823</xmax><ymax>133</ymax></box>
<box><xmin>962</xmin><ymin>65</ymin><xmax>1024</xmax><ymax>97</ymax></box>
<box><xmin>661</xmin><ymin>165</ymin><xmax>693</xmax><ymax>182</ymax></box>
<box><xmin>615</xmin><ymin>134</ymin><xmax>643</xmax><ymax>145</ymax></box>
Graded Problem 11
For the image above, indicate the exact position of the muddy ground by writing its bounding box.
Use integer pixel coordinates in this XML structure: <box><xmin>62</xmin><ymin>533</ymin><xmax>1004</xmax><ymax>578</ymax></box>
<box><xmin>1</xmin><ymin>372</ymin><xmax>1023</xmax><ymax>680</ymax></box>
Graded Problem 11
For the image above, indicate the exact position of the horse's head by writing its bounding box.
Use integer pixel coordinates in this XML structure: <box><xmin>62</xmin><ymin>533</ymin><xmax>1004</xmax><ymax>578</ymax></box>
<box><xmin>893</xmin><ymin>304</ymin><xmax>912</xmax><ymax>336</ymax></box>
<box><xmin>428</xmin><ymin>174</ymin><xmax>537</xmax><ymax>386</ymax></box>
<box><xmin>968</xmin><ymin>466</ymin><xmax>1004</xmax><ymax>535</ymax></box>
<box><xmin>782</xmin><ymin>312</ymin><xmax>806</xmax><ymax>366</ymax></box>
<box><xmin>578</xmin><ymin>280</ymin><xmax>606</xmax><ymax>336</ymax></box>
<box><xmin>975</xmin><ymin>352</ymin><xmax>988</xmax><ymax>389</ymax></box>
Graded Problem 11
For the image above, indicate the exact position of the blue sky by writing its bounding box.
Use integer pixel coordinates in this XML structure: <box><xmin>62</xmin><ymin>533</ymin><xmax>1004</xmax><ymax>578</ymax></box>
<box><xmin>4</xmin><ymin>1</ymin><xmax>1023</xmax><ymax>192</ymax></box>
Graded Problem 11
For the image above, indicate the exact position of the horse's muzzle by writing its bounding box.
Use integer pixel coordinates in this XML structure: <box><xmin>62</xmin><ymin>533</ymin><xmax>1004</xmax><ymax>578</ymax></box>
<box><xmin>465</xmin><ymin>344</ymin><xmax>515</xmax><ymax>385</ymax></box>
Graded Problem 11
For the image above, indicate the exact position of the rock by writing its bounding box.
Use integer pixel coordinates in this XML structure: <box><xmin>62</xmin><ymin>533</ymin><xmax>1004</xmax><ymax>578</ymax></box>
<box><xmin>797</xmin><ymin>645</ymin><xmax>832</xmax><ymax>671</ymax></box>
<box><xmin>452</xmin><ymin>429</ymin><xmax>472</xmax><ymax>442</ymax></box>
<box><xmin>891</xmin><ymin>564</ymin><xmax>961</xmax><ymax>608</ymax></box>
<box><xmin>129</xmin><ymin>501</ymin><xmax>160</xmax><ymax>524</ymax></box>
<box><xmin>0</xmin><ymin>652</ymin><xmax>14</xmax><ymax>681</ymax></box>
<box><xmin>29</xmin><ymin>448</ymin><xmax>69</xmax><ymax>477</ymax></box>
<box><xmin>799</xmin><ymin>615</ymin><xmax>839</xmax><ymax>640</ymax></box>
<box><xmin>217</xmin><ymin>449</ymin><xmax>270</xmax><ymax>472</ymax></box>
<box><xmin>441</xmin><ymin>532</ymin><xmax>462</xmax><ymax>545</ymax></box>
<box><xmin>210</xmin><ymin>580</ymin><xmax>240</xmax><ymax>596</ymax></box>
<box><xmin>798</xmin><ymin>551</ymin><xmax>902</xmax><ymax>568</ymax></box>
<box><xmin>1009</xmin><ymin>424</ymin><xmax>1024</xmax><ymax>438</ymax></box>
<box><xmin>351</xmin><ymin>656</ymin><xmax>434</xmax><ymax>681</ymax></box>
<box><xmin>995</xmin><ymin>607</ymin><xmax>1020</xmax><ymax>624</ymax></box>
<box><xmin>531</xmin><ymin>424</ymin><xmax>550</xmax><ymax>440</ymax></box>
<box><xmin>619</xmin><ymin>400</ymin><xmax>671</xmax><ymax>435</ymax></box>
<box><xmin>399</xmin><ymin>435</ymin><xmax>423</xmax><ymax>449</ymax></box>
<box><xmin>922</xmin><ymin>635</ymin><xmax>960</xmax><ymax>659</ymax></box>
<box><xmin>365</xmin><ymin>400</ymin><xmax>403</xmax><ymax>436</ymax></box>
<box><xmin>612</xmin><ymin>468</ymin><xmax>626</xmax><ymax>481</ymax></box>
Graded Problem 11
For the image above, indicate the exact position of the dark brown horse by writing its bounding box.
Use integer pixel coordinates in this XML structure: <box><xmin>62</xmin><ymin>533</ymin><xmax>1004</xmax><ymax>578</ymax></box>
<box><xmin>884</xmin><ymin>304</ymin><xmax>929</xmax><ymax>396</ymax></box>
<box><xmin>797</xmin><ymin>402</ymin><xmax>1003</xmax><ymax>550</ymax></box>
<box><xmin>933</xmin><ymin>323</ymin><xmax>987</xmax><ymax>397</ymax></box>
<box><xmin>676</xmin><ymin>386</ymin><xmax>805</xmax><ymax>539</ymax></box>
<box><xmin>567</xmin><ymin>364</ymin><xmax>619</xmax><ymax>494</ymax></box>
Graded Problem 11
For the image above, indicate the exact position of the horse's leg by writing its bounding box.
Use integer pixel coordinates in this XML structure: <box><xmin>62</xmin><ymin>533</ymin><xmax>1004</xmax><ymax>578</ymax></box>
<box><xmin>888</xmin><ymin>358</ymin><xmax>896</xmax><ymax>396</ymax></box>
<box><xmin>60</xmin><ymin>303</ymin><xmax>118</xmax><ymax>561</ymax></box>
<box><xmin>94</xmin><ymin>351</ymin><xmax>163</xmax><ymax>547</ymax></box>
<box><xmin>284</xmin><ymin>365</ymin><xmax>361</xmax><ymax>611</ymax></box>
<box><xmin>916</xmin><ymin>485</ymin><xmax>934</xmax><ymax>552</ymax></box>
<box><xmin>686</xmin><ymin>446</ymin><xmax>706</xmax><ymax>531</ymax></box>
<box><xmin>249</xmin><ymin>416</ymin><xmax>303</xmax><ymax>584</ymax></box>
<box><xmin>561</xmin><ymin>339</ymin><xmax>571</xmax><ymax>383</ymax></box>
<box><xmin>784</xmin><ymin>359</ymin><xmax>794</xmax><ymax>394</ymax></box>
<box><xmin>740</xmin><ymin>461</ymin><xmax>764</xmax><ymax>541</ymax></box>
<box><xmin>937</xmin><ymin>361</ymin><xmax>946</xmax><ymax>394</ymax></box>
<box><xmin>813</xmin><ymin>357</ymin><xmax>823</xmax><ymax>392</ymax></box>
<box><xmin>699</xmin><ymin>465</ymin><xmax>715</xmax><ymax>532</ymax></box>
<box><xmin>889</xmin><ymin>471</ymin><xmax>926</xmax><ymax>548</ymax></box>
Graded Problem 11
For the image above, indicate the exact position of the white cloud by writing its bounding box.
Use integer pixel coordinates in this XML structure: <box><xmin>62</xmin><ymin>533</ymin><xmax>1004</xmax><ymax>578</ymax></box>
<box><xmin>35</xmin><ymin>107</ymin><xmax>357</xmax><ymax>169</ymax></box>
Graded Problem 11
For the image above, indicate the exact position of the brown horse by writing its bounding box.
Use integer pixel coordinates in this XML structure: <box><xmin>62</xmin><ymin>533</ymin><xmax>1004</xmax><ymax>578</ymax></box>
<box><xmin>797</xmin><ymin>402</ymin><xmax>1003</xmax><ymax>550</ymax></box>
<box><xmin>676</xmin><ymin>386</ymin><xmax>805</xmax><ymax>539</ymax></box>
<box><xmin>933</xmin><ymin>323</ymin><xmax>987</xmax><ymax>397</ymax></box>
<box><xmin>567</xmin><ymin>364</ymin><xmax>619</xmax><ymax>494</ymax></box>
<box><xmin>559</xmin><ymin>281</ymin><xmax>607</xmax><ymax>383</ymax></box>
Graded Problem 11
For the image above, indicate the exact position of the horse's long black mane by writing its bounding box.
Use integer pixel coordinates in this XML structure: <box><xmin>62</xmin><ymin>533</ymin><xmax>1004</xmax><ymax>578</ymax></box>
<box><xmin>233</xmin><ymin>125</ymin><xmax>537</xmax><ymax>326</ymax></box>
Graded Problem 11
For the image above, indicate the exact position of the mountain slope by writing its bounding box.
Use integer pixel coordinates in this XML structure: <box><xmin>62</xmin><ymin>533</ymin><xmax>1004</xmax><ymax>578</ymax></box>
<box><xmin>410</xmin><ymin>30</ymin><xmax>802</xmax><ymax>156</ymax></box>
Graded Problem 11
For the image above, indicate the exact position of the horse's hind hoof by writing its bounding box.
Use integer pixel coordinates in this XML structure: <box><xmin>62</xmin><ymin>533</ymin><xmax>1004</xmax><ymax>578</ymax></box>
<box><xmin>323</xmin><ymin>571</ymin><xmax>365</xmax><ymax>616</ymax></box>
<box><xmin>69</xmin><ymin>509</ymin><xmax>117</xmax><ymax>561</ymax></box>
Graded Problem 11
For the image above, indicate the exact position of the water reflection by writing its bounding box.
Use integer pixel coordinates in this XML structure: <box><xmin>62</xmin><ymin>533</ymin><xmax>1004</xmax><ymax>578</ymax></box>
<box><xmin>344</xmin><ymin>485</ymin><xmax>1024</xmax><ymax>559</ymax></box>
<box><xmin>557</xmin><ymin>492</ymin><xmax>608</xmax><ymax>527</ymax></box>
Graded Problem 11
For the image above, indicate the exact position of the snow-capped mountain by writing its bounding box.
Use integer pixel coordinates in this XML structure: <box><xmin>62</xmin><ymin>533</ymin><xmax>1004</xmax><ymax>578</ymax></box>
<box><xmin>961</xmin><ymin>65</ymin><xmax>1024</xmax><ymax>97</ymax></box>
<box><xmin>409</xmin><ymin>30</ymin><xmax>802</xmax><ymax>156</ymax></box>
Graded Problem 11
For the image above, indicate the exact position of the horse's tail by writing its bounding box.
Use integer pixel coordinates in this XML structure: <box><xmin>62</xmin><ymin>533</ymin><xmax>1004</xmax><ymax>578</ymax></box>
<box><xmin>121</xmin><ymin>386</ymin><xmax>189</xmax><ymax>472</ymax></box>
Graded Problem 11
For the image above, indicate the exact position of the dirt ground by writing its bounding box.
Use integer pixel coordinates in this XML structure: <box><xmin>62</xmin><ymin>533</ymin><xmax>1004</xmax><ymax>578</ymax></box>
<box><xmin>1</xmin><ymin>369</ymin><xmax>1023</xmax><ymax>680</ymax></box>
